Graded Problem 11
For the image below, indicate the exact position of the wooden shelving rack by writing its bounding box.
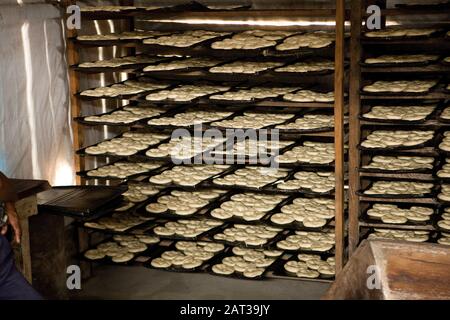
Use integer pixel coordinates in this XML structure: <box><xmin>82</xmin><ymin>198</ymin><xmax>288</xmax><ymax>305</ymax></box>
<box><xmin>348</xmin><ymin>0</ymin><xmax>450</xmax><ymax>255</ymax></box>
<box><xmin>63</xmin><ymin>0</ymin><xmax>348</xmax><ymax>280</ymax></box>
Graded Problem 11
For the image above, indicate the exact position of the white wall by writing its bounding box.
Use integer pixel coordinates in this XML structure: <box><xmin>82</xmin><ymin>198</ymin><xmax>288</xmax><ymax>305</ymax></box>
<box><xmin>0</xmin><ymin>3</ymin><xmax>75</xmax><ymax>185</ymax></box>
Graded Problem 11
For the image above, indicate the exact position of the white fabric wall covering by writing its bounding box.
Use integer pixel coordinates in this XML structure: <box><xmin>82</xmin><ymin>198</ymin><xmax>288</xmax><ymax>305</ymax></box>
<box><xmin>0</xmin><ymin>3</ymin><xmax>75</xmax><ymax>185</ymax></box>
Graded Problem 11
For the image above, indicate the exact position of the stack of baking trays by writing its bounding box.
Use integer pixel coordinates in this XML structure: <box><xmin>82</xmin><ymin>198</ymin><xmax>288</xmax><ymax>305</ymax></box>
<box><xmin>356</xmin><ymin>7</ymin><xmax>450</xmax><ymax>247</ymax></box>
<box><xmin>70</xmin><ymin>2</ymin><xmax>348</xmax><ymax>281</ymax></box>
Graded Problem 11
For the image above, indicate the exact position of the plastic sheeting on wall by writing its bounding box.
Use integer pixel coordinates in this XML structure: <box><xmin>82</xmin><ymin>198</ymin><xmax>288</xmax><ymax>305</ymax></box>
<box><xmin>0</xmin><ymin>3</ymin><xmax>75</xmax><ymax>185</ymax></box>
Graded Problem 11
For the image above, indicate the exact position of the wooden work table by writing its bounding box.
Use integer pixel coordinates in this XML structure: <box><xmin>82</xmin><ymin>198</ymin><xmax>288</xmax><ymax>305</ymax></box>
<box><xmin>323</xmin><ymin>240</ymin><xmax>450</xmax><ymax>300</ymax></box>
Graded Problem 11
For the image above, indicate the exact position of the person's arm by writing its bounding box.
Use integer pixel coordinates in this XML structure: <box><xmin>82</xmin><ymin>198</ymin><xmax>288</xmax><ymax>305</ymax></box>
<box><xmin>0</xmin><ymin>172</ymin><xmax>21</xmax><ymax>243</ymax></box>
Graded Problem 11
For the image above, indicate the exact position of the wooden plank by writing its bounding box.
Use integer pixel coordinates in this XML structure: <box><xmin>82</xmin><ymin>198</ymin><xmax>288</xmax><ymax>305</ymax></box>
<box><xmin>323</xmin><ymin>240</ymin><xmax>450</xmax><ymax>300</ymax></box>
<box><xmin>334</xmin><ymin>0</ymin><xmax>346</xmax><ymax>274</ymax></box>
<box><xmin>348</xmin><ymin>0</ymin><xmax>363</xmax><ymax>256</ymax></box>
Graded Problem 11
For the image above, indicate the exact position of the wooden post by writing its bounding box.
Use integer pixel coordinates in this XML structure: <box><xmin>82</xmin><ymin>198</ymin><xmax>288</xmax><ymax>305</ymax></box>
<box><xmin>12</xmin><ymin>196</ymin><xmax>39</xmax><ymax>283</ymax></box>
<box><xmin>348</xmin><ymin>0</ymin><xmax>363</xmax><ymax>256</ymax></box>
<box><xmin>334</xmin><ymin>0</ymin><xmax>346</xmax><ymax>274</ymax></box>
<box><xmin>62</xmin><ymin>0</ymin><xmax>84</xmax><ymax>185</ymax></box>
<box><xmin>62</xmin><ymin>0</ymin><xmax>91</xmax><ymax>278</ymax></box>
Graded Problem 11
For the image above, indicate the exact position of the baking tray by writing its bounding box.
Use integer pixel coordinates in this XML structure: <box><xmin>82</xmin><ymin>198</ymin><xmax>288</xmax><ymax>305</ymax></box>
<box><xmin>274</xmin><ymin>110</ymin><xmax>339</xmax><ymax>135</ymax></box>
<box><xmin>37</xmin><ymin>185</ymin><xmax>127</xmax><ymax>219</ymax></box>
<box><xmin>437</xmin><ymin>102</ymin><xmax>450</xmax><ymax>123</ymax></box>
<box><xmin>144</xmin><ymin>104</ymin><xmax>246</xmax><ymax>131</ymax></box>
<box><xmin>273</xmin><ymin>134</ymin><xmax>337</xmax><ymax>168</ymax></box>
<box><xmin>148</xmin><ymin>219</ymin><xmax>228</xmax><ymax>242</ymax></box>
<box><xmin>144</xmin><ymin>241</ymin><xmax>229</xmax><ymax>274</ymax></box>
<box><xmin>80</xmin><ymin>235</ymin><xmax>160</xmax><ymax>266</ymax></box>
<box><xmin>263</xmin><ymin>167</ymin><xmax>336</xmax><ymax>196</ymax></box>
<box><xmin>207</xmin><ymin>84</ymin><xmax>303</xmax><ymax>105</ymax></box>
<box><xmin>204</xmin><ymin>135</ymin><xmax>298</xmax><ymax>167</ymax></box>
<box><xmin>358</xmin><ymin>125</ymin><xmax>438</xmax><ymax>152</ymax></box>
<box><xmin>360</xmin><ymin>227</ymin><xmax>438</xmax><ymax>245</ymax></box>
<box><xmin>270</xmin><ymin>40</ymin><xmax>335</xmax><ymax>58</ymax></box>
<box><xmin>206</xmin><ymin>250</ymin><xmax>280</xmax><ymax>281</ymax></box>
<box><xmin>201</xmin><ymin>191</ymin><xmax>294</xmax><ymax>226</ymax></box>
<box><xmin>359</xmin><ymin>151</ymin><xmax>438</xmax><ymax>175</ymax></box>
<box><xmin>76</xmin><ymin>78</ymin><xmax>175</xmax><ymax>101</ymax></box>
<box><xmin>139</xmin><ymin>81</ymin><xmax>235</xmax><ymax>105</ymax></box>
<box><xmin>136</xmin><ymin>188</ymin><xmax>232</xmax><ymax>221</ymax></box>
<box><xmin>81</xmin><ymin>215</ymin><xmax>159</xmax><ymax>236</ymax></box>
<box><xmin>74</xmin><ymin>104</ymin><xmax>174</xmax><ymax>127</ymax></box>
<box><xmin>265</xmin><ymin>197</ymin><xmax>336</xmax><ymax>232</ymax></box>
<box><xmin>210</xmin><ymin>224</ymin><xmax>289</xmax><ymax>250</ymax></box>
<box><xmin>207</xmin><ymin>165</ymin><xmax>293</xmax><ymax>193</ymax></box>
<box><xmin>360</xmin><ymin>54</ymin><xmax>441</xmax><ymax>68</ymax></box>
<box><xmin>77</xmin><ymin>159</ymin><xmax>168</xmax><ymax>182</ymax></box>
<box><xmin>359</xmin><ymin>101</ymin><xmax>441</xmax><ymax>124</ymax></box>
<box><xmin>356</xmin><ymin>177</ymin><xmax>438</xmax><ymax>199</ymax></box>
<box><xmin>395</xmin><ymin>1</ymin><xmax>450</xmax><ymax>10</ymax></box>
<box><xmin>434</xmin><ymin>128</ymin><xmax>450</xmax><ymax>156</ymax></box>
<box><xmin>268</xmin><ymin>252</ymin><xmax>335</xmax><ymax>282</ymax></box>
<box><xmin>360</xmin><ymin>79</ymin><xmax>441</xmax><ymax>96</ymax></box>
<box><xmin>76</xmin><ymin>131</ymin><xmax>172</xmax><ymax>158</ymax></box>
<box><xmin>204</xmin><ymin>107</ymin><xmax>301</xmax><ymax>134</ymax></box>
<box><xmin>432</xmin><ymin>156</ymin><xmax>450</xmax><ymax>181</ymax></box>
<box><xmin>436</xmin><ymin>182</ymin><xmax>450</xmax><ymax>205</ymax></box>
<box><xmin>142</xmin><ymin>32</ymin><xmax>233</xmax><ymax>52</ymax></box>
<box><xmin>359</xmin><ymin>202</ymin><xmax>438</xmax><ymax>229</ymax></box>
<box><xmin>435</xmin><ymin>207</ymin><xmax>450</xmax><ymax>233</ymax></box>
<box><xmin>206</xmin><ymin>57</ymin><xmax>291</xmax><ymax>77</ymax></box>
<box><xmin>271</xmin><ymin>63</ymin><xmax>335</xmax><ymax>77</ymax></box>
<box><xmin>274</xmin><ymin>230</ymin><xmax>336</xmax><ymax>255</ymax></box>
<box><xmin>361</xmin><ymin>28</ymin><xmax>444</xmax><ymax>41</ymax></box>
<box><xmin>80</xmin><ymin>2</ymin><xmax>209</xmax><ymax>20</ymax></box>
<box><xmin>75</xmin><ymin>105</ymin><xmax>178</xmax><ymax>127</ymax></box>
<box><xmin>72</xmin><ymin>55</ymin><xmax>172</xmax><ymax>73</ymax></box>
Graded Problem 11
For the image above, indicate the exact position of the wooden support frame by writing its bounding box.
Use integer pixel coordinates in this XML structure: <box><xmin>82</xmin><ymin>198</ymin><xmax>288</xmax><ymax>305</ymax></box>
<box><xmin>62</xmin><ymin>0</ymin><xmax>84</xmax><ymax>185</ymax></box>
<box><xmin>334</xmin><ymin>0</ymin><xmax>346</xmax><ymax>274</ymax></box>
<box><xmin>64</xmin><ymin>1</ymin><xmax>349</xmax><ymax>280</ymax></box>
<box><xmin>348</xmin><ymin>0</ymin><xmax>363</xmax><ymax>256</ymax></box>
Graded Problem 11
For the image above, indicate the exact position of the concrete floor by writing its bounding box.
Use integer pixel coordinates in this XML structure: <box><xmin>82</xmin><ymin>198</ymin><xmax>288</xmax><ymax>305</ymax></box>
<box><xmin>72</xmin><ymin>265</ymin><xmax>330</xmax><ymax>300</ymax></box>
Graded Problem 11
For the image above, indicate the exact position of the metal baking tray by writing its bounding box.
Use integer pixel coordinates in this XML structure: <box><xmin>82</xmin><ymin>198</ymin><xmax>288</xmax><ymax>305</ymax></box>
<box><xmin>136</xmin><ymin>188</ymin><xmax>232</xmax><ymax>221</ymax></box>
<box><xmin>72</xmin><ymin>55</ymin><xmax>172</xmax><ymax>73</ymax></box>
<box><xmin>359</xmin><ymin>100</ymin><xmax>442</xmax><ymax>124</ymax></box>
<box><xmin>358</xmin><ymin>125</ymin><xmax>438</xmax><ymax>152</ymax></box>
<box><xmin>268</xmin><ymin>252</ymin><xmax>335</xmax><ymax>282</ymax></box>
<box><xmin>37</xmin><ymin>185</ymin><xmax>127</xmax><ymax>219</ymax></box>
<box><xmin>144</xmin><ymin>241</ymin><xmax>229</xmax><ymax>274</ymax></box>
<box><xmin>265</xmin><ymin>196</ymin><xmax>336</xmax><ymax>232</ymax></box>
<box><xmin>76</xmin><ymin>78</ymin><xmax>175</xmax><ymax>101</ymax></box>
<box><xmin>435</xmin><ymin>207</ymin><xmax>450</xmax><ymax>233</ymax></box>
<box><xmin>77</xmin><ymin>159</ymin><xmax>168</xmax><ymax>182</ymax></box>
<box><xmin>76</xmin><ymin>131</ymin><xmax>172</xmax><ymax>159</ymax></box>
<box><xmin>274</xmin><ymin>230</ymin><xmax>336</xmax><ymax>255</ymax></box>
<box><xmin>359</xmin><ymin>202</ymin><xmax>438</xmax><ymax>230</ymax></box>
<box><xmin>147</xmin><ymin>218</ymin><xmax>227</xmax><ymax>242</ymax></box>
<box><xmin>80</xmin><ymin>235</ymin><xmax>160</xmax><ymax>266</ymax></box>
<box><xmin>360</xmin><ymin>78</ymin><xmax>441</xmax><ymax>96</ymax></box>
<box><xmin>359</xmin><ymin>151</ymin><xmax>438</xmax><ymax>175</ymax></box>
<box><xmin>356</xmin><ymin>177</ymin><xmax>438</xmax><ymax>199</ymax></box>
<box><xmin>201</xmin><ymin>191</ymin><xmax>295</xmax><ymax>226</ymax></box>
<box><xmin>263</xmin><ymin>167</ymin><xmax>337</xmax><ymax>196</ymax></box>
<box><xmin>209</xmin><ymin>224</ymin><xmax>289</xmax><ymax>250</ymax></box>
<box><xmin>361</xmin><ymin>28</ymin><xmax>444</xmax><ymax>41</ymax></box>
<box><xmin>137</xmin><ymin>81</ymin><xmax>236</xmax><ymax>105</ymax></box>
<box><xmin>206</xmin><ymin>249</ymin><xmax>280</xmax><ymax>281</ymax></box>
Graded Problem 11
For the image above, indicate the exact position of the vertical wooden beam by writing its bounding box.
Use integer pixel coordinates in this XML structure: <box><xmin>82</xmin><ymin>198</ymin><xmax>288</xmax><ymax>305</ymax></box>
<box><xmin>348</xmin><ymin>0</ymin><xmax>363</xmax><ymax>256</ymax></box>
<box><xmin>334</xmin><ymin>0</ymin><xmax>346</xmax><ymax>274</ymax></box>
<box><xmin>62</xmin><ymin>0</ymin><xmax>84</xmax><ymax>185</ymax></box>
<box><xmin>62</xmin><ymin>0</ymin><xmax>91</xmax><ymax>278</ymax></box>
